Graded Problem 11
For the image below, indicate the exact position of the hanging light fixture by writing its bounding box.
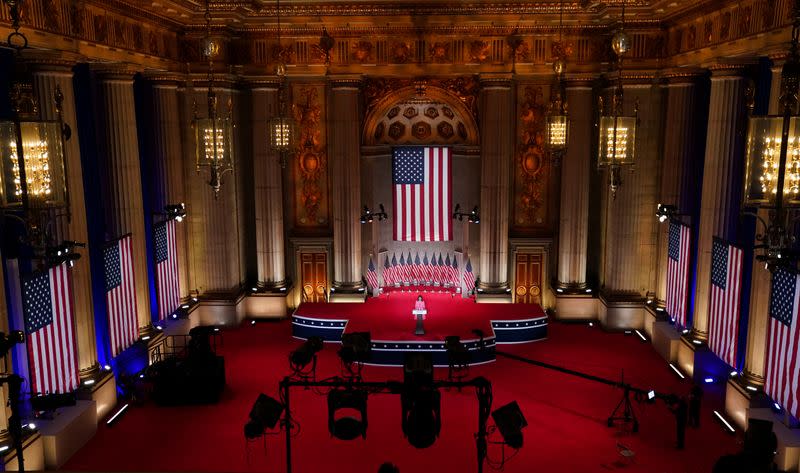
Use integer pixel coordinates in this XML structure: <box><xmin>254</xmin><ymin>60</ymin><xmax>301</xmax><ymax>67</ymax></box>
<box><xmin>192</xmin><ymin>0</ymin><xmax>234</xmax><ymax>199</ymax></box>
<box><xmin>597</xmin><ymin>0</ymin><xmax>638</xmax><ymax>199</ymax></box>
<box><xmin>268</xmin><ymin>0</ymin><xmax>298</xmax><ymax>168</ymax></box>
<box><xmin>742</xmin><ymin>0</ymin><xmax>800</xmax><ymax>270</ymax></box>
<box><xmin>0</xmin><ymin>0</ymin><xmax>71</xmax><ymax>249</ymax></box>
<box><xmin>546</xmin><ymin>0</ymin><xmax>569</xmax><ymax>164</ymax></box>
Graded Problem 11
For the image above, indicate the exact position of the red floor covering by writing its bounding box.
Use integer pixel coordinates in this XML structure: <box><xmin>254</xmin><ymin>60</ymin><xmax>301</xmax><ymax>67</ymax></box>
<box><xmin>64</xmin><ymin>320</ymin><xmax>741</xmax><ymax>473</ymax></box>
<box><xmin>295</xmin><ymin>292</ymin><xmax>545</xmax><ymax>341</ymax></box>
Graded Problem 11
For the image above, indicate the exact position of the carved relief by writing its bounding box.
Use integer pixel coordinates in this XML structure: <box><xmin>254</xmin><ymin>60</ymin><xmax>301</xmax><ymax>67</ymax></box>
<box><xmin>514</xmin><ymin>40</ymin><xmax>531</xmax><ymax>62</ymax></box>
<box><xmin>671</xmin><ymin>29</ymin><xmax>683</xmax><ymax>54</ymax></box>
<box><xmin>94</xmin><ymin>15</ymin><xmax>107</xmax><ymax>43</ymax></box>
<box><xmin>391</xmin><ymin>41</ymin><xmax>413</xmax><ymax>63</ymax></box>
<box><xmin>704</xmin><ymin>20</ymin><xmax>713</xmax><ymax>44</ymax></box>
<box><xmin>721</xmin><ymin>12</ymin><xmax>731</xmax><ymax>40</ymax></box>
<box><xmin>309</xmin><ymin>44</ymin><xmax>328</xmax><ymax>63</ymax></box>
<box><xmin>133</xmin><ymin>25</ymin><xmax>143</xmax><ymax>51</ymax></box>
<box><xmin>69</xmin><ymin>2</ymin><xmax>85</xmax><ymax>37</ymax></box>
<box><xmin>437</xmin><ymin>122</ymin><xmax>454</xmax><ymax>139</ymax></box>
<box><xmin>292</xmin><ymin>85</ymin><xmax>329</xmax><ymax>228</ymax></box>
<box><xmin>764</xmin><ymin>0</ymin><xmax>776</xmax><ymax>28</ymax></box>
<box><xmin>272</xmin><ymin>44</ymin><xmax>295</xmax><ymax>64</ymax></box>
<box><xmin>411</xmin><ymin>122</ymin><xmax>432</xmax><ymax>140</ymax></box>
<box><xmin>363</xmin><ymin>77</ymin><xmax>479</xmax><ymax>120</ymax></box>
<box><xmin>468</xmin><ymin>40</ymin><xmax>491</xmax><ymax>63</ymax></box>
<box><xmin>42</xmin><ymin>0</ymin><xmax>60</xmax><ymax>31</ymax></box>
<box><xmin>739</xmin><ymin>6</ymin><xmax>752</xmax><ymax>36</ymax></box>
<box><xmin>403</xmin><ymin>106</ymin><xmax>418</xmax><ymax>119</ymax></box>
<box><xmin>551</xmin><ymin>41</ymin><xmax>574</xmax><ymax>60</ymax></box>
<box><xmin>687</xmin><ymin>25</ymin><xmax>696</xmax><ymax>50</ymax></box>
<box><xmin>352</xmin><ymin>41</ymin><xmax>374</xmax><ymax>63</ymax></box>
<box><xmin>424</xmin><ymin>107</ymin><xmax>439</xmax><ymax>119</ymax></box>
<box><xmin>429</xmin><ymin>41</ymin><xmax>450</xmax><ymax>63</ymax></box>
<box><xmin>148</xmin><ymin>31</ymin><xmax>159</xmax><ymax>56</ymax></box>
<box><xmin>374</xmin><ymin>122</ymin><xmax>385</xmax><ymax>140</ymax></box>
<box><xmin>514</xmin><ymin>85</ymin><xmax>551</xmax><ymax>230</ymax></box>
<box><xmin>113</xmin><ymin>19</ymin><xmax>125</xmax><ymax>46</ymax></box>
<box><xmin>388</xmin><ymin>122</ymin><xmax>406</xmax><ymax>140</ymax></box>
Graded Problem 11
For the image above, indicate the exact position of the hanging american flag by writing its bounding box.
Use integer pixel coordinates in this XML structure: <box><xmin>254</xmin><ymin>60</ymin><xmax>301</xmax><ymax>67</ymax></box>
<box><xmin>366</xmin><ymin>257</ymin><xmax>379</xmax><ymax>291</ymax></box>
<box><xmin>464</xmin><ymin>259</ymin><xmax>475</xmax><ymax>294</ymax></box>
<box><xmin>392</xmin><ymin>146</ymin><xmax>452</xmax><ymax>241</ymax></box>
<box><xmin>707</xmin><ymin>238</ymin><xmax>744</xmax><ymax>368</ymax></box>
<box><xmin>155</xmin><ymin>220</ymin><xmax>181</xmax><ymax>320</ymax></box>
<box><xmin>666</xmin><ymin>221</ymin><xmax>691</xmax><ymax>327</ymax></box>
<box><xmin>105</xmin><ymin>235</ymin><xmax>139</xmax><ymax>358</ymax></box>
<box><xmin>766</xmin><ymin>267</ymin><xmax>800</xmax><ymax>418</ymax></box>
<box><xmin>23</xmin><ymin>263</ymin><xmax>79</xmax><ymax>394</ymax></box>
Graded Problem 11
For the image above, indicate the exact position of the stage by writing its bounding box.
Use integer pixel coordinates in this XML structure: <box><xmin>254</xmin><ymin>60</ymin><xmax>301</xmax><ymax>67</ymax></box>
<box><xmin>292</xmin><ymin>291</ymin><xmax>547</xmax><ymax>366</ymax></box>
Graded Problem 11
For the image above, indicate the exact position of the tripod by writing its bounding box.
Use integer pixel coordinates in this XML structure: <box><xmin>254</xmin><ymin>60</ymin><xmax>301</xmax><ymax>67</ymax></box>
<box><xmin>608</xmin><ymin>386</ymin><xmax>639</xmax><ymax>432</ymax></box>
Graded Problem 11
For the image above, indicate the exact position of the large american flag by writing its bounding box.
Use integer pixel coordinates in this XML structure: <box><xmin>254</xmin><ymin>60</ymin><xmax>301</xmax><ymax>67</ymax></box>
<box><xmin>366</xmin><ymin>257</ymin><xmax>379</xmax><ymax>291</ymax></box>
<box><xmin>23</xmin><ymin>263</ymin><xmax>79</xmax><ymax>394</ymax></box>
<box><xmin>707</xmin><ymin>238</ymin><xmax>744</xmax><ymax>368</ymax></box>
<box><xmin>392</xmin><ymin>146</ymin><xmax>452</xmax><ymax>241</ymax></box>
<box><xmin>155</xmin><ymin>220</ymin><xmax>181</xmax><ymax>320</ymax></box>
<box><xmin>666</xmin><ymin>221</ymin><xmax>691</xmax><ymax>327</ymax></box>
<box><xmin>105</xmin><ymin>235</ymin><xmax>139</xmax><ymax>358</ymax></box>
<box><xmin>766</xmin><ymin>267</ymin><xmax>800</xmax><ymax>418</ymax></box>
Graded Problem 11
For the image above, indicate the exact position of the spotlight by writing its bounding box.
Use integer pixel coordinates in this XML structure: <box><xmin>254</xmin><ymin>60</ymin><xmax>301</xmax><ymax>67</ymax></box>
<box><xmin>655</xmin><ymin>203</ymin><xmax>678</xmax><ymax>224</ymax></box>
<box><xmin>106</xmin><ymin>403</ymin><xmax>130</xmax><ymax>426</ymax></box>
<box><xmin>244</xmin><ymin>393</ymin><xmax>285</xmax><ymax>439</ymax></box>
<box><xmin>401</xmin><ymin>353</ymin><xmax>440</xmax><ymax>449</ymax></box>
<box><xmin>165</xmin><ymin>203</ymin><xmax>187</xmax><ymax>222</ymax></box>
<box><xmin>704</xmin><ymin>377</ymin><xmax>714</xmax><ymax>384</ymax></box>
<box><xmin>339</xmin><ymin>332</ymin><xmax>371</xmax><ymax>365</ymax></box>
<box><xmin>103</xmin><ymin>364</ymin><xmax>112</xmax><ymax>371</ymax></box>
<box><xmin>0</xmin><ymin>331</ymin><xmax>24</xmax><ymax>356</ymax></box>
<box><xmin>491</xmin><ymin>401</ymin><xmax>527</xmax><ymax>449</ymax></box>
<box><xmin>730</xmin><ymin>371</ymin><xmax>739</xmax><ymax>377</ymax></box>
<box><xmin>289</xmin><ymin>336</ymin><xmax>323</xmax><ymax>373</ymax></box>
<box><xmin>556</xmin><ymin>288</ymin><xmax>564</xmax><ymax>293</ymax></box>
<box><xmin>647</xmin><ymin>390</ymin><xmax>656</xmax><ymax>401</ymax></box>
<box><xmin>327</xmin><ymin>389</ymin><xmax>368</xmax><ymax>440</ymax></box>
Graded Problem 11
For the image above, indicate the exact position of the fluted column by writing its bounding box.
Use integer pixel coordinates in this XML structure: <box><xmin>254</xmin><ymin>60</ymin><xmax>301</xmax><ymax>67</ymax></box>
<box><xmin>147</xmin><ymin>75</ymin><xmax>189</xmax><ymax>299</ymax></box>
<box><xmin>329</xmin><ymin>77</ymin><xmax>363</xmax><ymax>290</ymax></box>
<box><xmin>0</xmin><ymin>250</ymin><xmax>11</xmax><ymax>439</ymax></box>
<box><xmin>478</xmin><ymin>75</ymin><xmax>513</xmax><ymax>290</ymax></box>
<box><xmin>30</xmin><ymin>57</ymin><xmax>98</xmax><ymax>377</ymax></box>
<box><xmin>251</xmin><ymin>82</ymin><xmax>286</xmax><ymax>288</ymax></box>
<box><xmin>655</xmin><ymin>71</ymin><xmax>706</xmax><ymax>303</ymax></box>
<box><xmin>556</xmin><ymin>79</ymin><xmax>593</xmax><ymax>288</ymax></box>
<box><xmin>743</xmin><ymin>58</ymin><xmax>785</xmax><ymax>384</ymax></box>
<box><xmin>691</xmin><ymin>65</ymin><xmax>749</xmax><ymax>340</ymax></box>
<box><xmin>93</xmin><ymin>65</ymin><xmax>152</xmax><ymax>332</ymax></box>
<box><xmin>600</xmin><ymin>80</ymin><xmax>664</xmax><ymax>300</ymax></box>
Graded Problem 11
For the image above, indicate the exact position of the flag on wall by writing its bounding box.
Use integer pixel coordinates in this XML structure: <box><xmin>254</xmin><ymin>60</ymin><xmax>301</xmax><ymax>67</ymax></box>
<box><xmin>155</xmin><ymin>220</ymin><xmax>181</xmax><ymax>320</ymax></box>
<box><xmin>105</xmin><ymin>235</ymin><xmax>139</xmax><ymax>358</ymax></box>
<box><xmin>366</xmin><ymin>258</ymin><xmax>379</xmax><ymax>291</ymax></box>
<box><xmin>766</xmin><ymin>267</ymin><xmax>800</xmax><ymax>418</ymax></box>
<box><xmin>464</xmin><ymin>259</ymin><xmax>475</xmax><ymax>294</ymax></box>
<box><xmin>392</xmin><ymin>146</ymin><xmax>452</xmax><ymax>241</ymax></box>
<box><xmin>23</xmin><ymin>262</ymin><xmax>79</xmax><ymax>394</ymax></box>
<box><xmin>665</xmin><ymin>221</ymin><xmax>691</xmax><ymax>327</ymax></box>
<box><xmin>707</xmin><ymin>238</ymin><xmax>744</xmax><ymax>368</ymax></box>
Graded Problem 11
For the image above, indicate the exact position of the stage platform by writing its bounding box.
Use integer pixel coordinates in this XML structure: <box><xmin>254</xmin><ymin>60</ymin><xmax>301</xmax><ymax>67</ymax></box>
<box><xmin>292</xmin><ymin>292</ymin><xmax>547</xmax><ymax>366</ymax></box>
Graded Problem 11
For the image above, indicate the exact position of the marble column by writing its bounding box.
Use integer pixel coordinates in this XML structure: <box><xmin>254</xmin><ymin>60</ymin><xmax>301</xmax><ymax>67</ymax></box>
<box><xmin>251</xmin><ymin>81</ymin><xmax>287</xmax><ymax>288</ymax></box>
<box><xmin>478</xmin><ymin>75</ymin><xmax>514</xmax><ymax>291</ymax></box>
<box><xmin>743</xmin><ymin>57</ymin><xmax>785</xmax><ymax>385</ymax></box>
<box><xmin>30</xmin><ymin>57</ymin><xmax>98</xmax><ymax>377</ymax></box>
<box><xmin>93</xmin><ymin>65</ymin><xmax>152</xmax><ymax>333</ymax></box>
<box><xmin>146</xmin><ymin>75</ymin><xmax>190</xmax><ymax>299</ymax></box>
<box><xmin>600</xmin><ymin>80</ymin><xmax>664</xmax><ymax>304</ymax></box>
<box><xmin>655</xmin><ymin>71</ymin><xmax>706</xmax><ymax>303</ymax></box>
<box><xmin>556</xmin><ymin>80</ymin><xmax>593</xmax><ymax>289</ymax></box>
<box><xmin>691</xmin><ymin>65</ymin><xmax>749</xmax><ymax>341</ymax></box>
<box><xmin>329</xmin><ymin>77</ymin><xmax>363</xmax><ymax>291</ymax></box>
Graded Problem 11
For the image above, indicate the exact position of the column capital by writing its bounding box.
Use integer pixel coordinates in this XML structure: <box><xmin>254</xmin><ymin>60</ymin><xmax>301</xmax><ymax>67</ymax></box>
<box><xmin>706</xmin><ymin>59</ymin><xmax>755</xmax><ymax>78</ymax></box>
<box><xmin>563</xmin><ymin>73</ymin><xmax>598</xmax><ymax>89</ymax></box>
<box><xmin>661</xmin><ymin>67</ymin><xmax>707</xmax><ymax>85</ymax></box>
<box><xmin>604</xmin><ymin>70</ymin><xmax>660</xmax><ymax>86</ymax></box>
<box><xmin>141</xmin><ymin>71</ymin><xmax>186</xmax><ymax>87</ymax></box>
<box><xmin>479</xmin><ymin>73</ymin><xmax>513</xmax><ymax>89</ymax></box>
<box><xmin>91</xmin><ymin>62</ymin><xmax>139</xmax><ymax>82</ymax></box>
<box><xmin>22</xmin><ymin>50</ymin><xmax>82</xmax><ymax>75</ymax></box>
<box><xmin>242</xmin><ymin>76</ymin><xmax>283</xmax><ymax>90</ymax></box>
<box><xmin>328</xmin><ymin>75</ymin><xmax>363</xmax><ymax>89</ymax></box>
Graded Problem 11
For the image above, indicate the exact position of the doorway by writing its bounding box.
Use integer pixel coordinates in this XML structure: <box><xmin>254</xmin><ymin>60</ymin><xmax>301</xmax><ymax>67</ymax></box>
<box><xmin>514</xmin><ymin>253</ymin><xmax>543</xmax><ymax>304</ymax></box>
<box><xmin>300</xmin><ymin>252</ymin><xmax>328</xmax><ymax>302</ymax></box>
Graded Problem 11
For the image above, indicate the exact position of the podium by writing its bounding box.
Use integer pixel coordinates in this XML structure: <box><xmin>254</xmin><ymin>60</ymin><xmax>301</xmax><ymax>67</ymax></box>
<box><xmin>412</xmin><ymin>309</ymin><xmax>427</xmax><ymax>336</ymax></box>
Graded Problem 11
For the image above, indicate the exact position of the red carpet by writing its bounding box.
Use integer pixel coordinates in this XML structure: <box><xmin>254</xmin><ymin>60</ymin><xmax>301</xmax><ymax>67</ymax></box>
<box><xmin>295</xmin><ymin>292</ymin><xmax>545</xmax><ymax>341</ymax></box>
<box><xmin>64</xmin><ymin>319</ymin><xmax>740</xmax><ymax>472</ymax></box>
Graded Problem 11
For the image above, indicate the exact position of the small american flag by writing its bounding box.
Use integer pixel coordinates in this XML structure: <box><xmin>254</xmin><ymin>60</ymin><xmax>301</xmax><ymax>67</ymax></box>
<box><xmin>666</xmin><ymin>221</ymin><xmax>691</xmax><ymax>327</ymax></box>
<box><xmin>155</xmin><ymin>220</ymin><xmax>181</xmax><ymax>320</ymax></box>
<box><xmin>366</xmin><ymin>257</ymin><xmax>379</xmax><ymax>291</ymax></box>
<box><xmin>766</xmin><ymin>267</ymin><xmax>800</xmax><ymax>418</ymax></box>
<box><xmin>392</xmin><ymin>146</ymin><xmax>452</xmax><ymax>241</ymax></box>
<box><xmin>423</xmin><ymin>253</ymin><xmax>431</xmax><ymax>282</ymax></box>
<box><xmin>383</xmin><ymin>255</ymin><xmax>392</xmax><ymax>286</ymax></box>
<box><xmin>105</xmin><ymin>235</ymin><xmax>139</xmax><ymax>358</ymax></box>
<box><xmin>23</xmin><ymin>263</ymin><xmax>79</xmax><ymax>394</ymax></box>
<box><xmin>707</xmin><ymin>238</ymin><xmax>744</xmax><ymax>368</ymax></box>
<box><xmin>391</xmin><ymin>253</ymin><xmax>399</xmax><ymax>284</ymax></box>
<box><xmin>414</xmin><ymin>253</ymin><xmax>422</xmax><ymax>282</ymax></box>
<box><xmin>437</xmin><ymin>253</ymin><xmax>446</xmax><ymax>285</ymax></box>
<box><xmin>452</xmin><ymin>256</ymin><xmax>459</xmax><ymax>286</ymax></box>
<box><xmin>464</xmin><ymin>259</ymin><xmax>475</xmax><ymax>294</ymax></box>
<box><xmin>399</xmin><ymin>253</ymin><xmax>407</xmax><ymax>283</ymax></box>
<box><xmin>431</xmin><ymin>253</ymin><xmax>439</xmax><ymax>284</ymax></box>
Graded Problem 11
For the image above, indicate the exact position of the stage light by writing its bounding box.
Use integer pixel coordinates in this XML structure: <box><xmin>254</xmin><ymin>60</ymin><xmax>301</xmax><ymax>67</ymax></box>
<box><xmin>139</xmin><ymin>374</ymin><xmax>144</xmax><ymax>378</ymax></box>
<box><xmin>491</xmin><ymin>401</ymin><xmax>527</xmax><ymax>449</ymax></box>
<box><xmin>106</xmin><ymin>403</ymin><xmax>129</xmax><ymax>426</ymax></box>
<box><xmin>181</xmin><ymin>304</ymin><xmax>190</xmax><ymax>309</ymax></box>
<box><xmin>83</xmin><ymin>379</ymin><xmax>95</xmax><ymax>386</ymax></box>
<box><xmin>669</xmin><ymin>363</ymin><xmax>685</xmax><ymax>379</ymax></box>
<box><xmin>774</xmin><ymin>402</ymin><xmax>782</xmax><ymax>410</ymax></box>
<box><xmin>585</xmin><ymin>288</ymin><xmax>592</xmax><ymax>293</ymax></box>
<box><xmin>624</xmin><ymin>330</ymin><xmax>632</xmax><ymax>334</ymax></box>
<box><xmin>339</xmin><ymin>332</ymin><xmax>372</xmax><ymax>365</ymax></box>
<box><xmin>141</xmin><ymin>335</ymin><xmax>151</xmax><ymax>341</ymax></box>
<box><xmin>704</xmin><ymin>377</ymin><xmax>714</xmax><ymax>384</ymax></box>
<box><xmin>746</xmin><ymin>385</ymin><xmax>758</xmax><ymax>392</ymax></box>
<box><xmin>0</xmin><ymin>445</ymin><xmax>9</xmax><ymax>453</ymax></box>
<box><xmin>245</xmin><ymin>393</ymin><xmax>285</xmax><ymax>439</ymax></box>
<box><xmin>730</xmin><ymin>371</ymin><xmax>739</xmax><ymax>377</ymax></box>
<box><xmin>556</xmin><ymin>288</ymin><xmax>564</xmax><ymax>293</ymax></box>
<box><xmin>635</xmin><ymin>330</ymin><xmax>646</xmax><ymax>341</ymax></box>
<box><xmin>682</xmin><ymin>329</ymin><xmax>689</xmax><ymax>334</ymax></box>
<box><xmin>588</xmin><ymin>322</ymin><xmax>594</xmax><ymax>327</ymax></box>
<box><xmin>290</xmin><ymin>336</ymin><xmax>323</xmax><ymax>372</ymax></box>
<box><xmin>103</xmin><ymin>364</ymin><xmax>111</xmax><ymax>371</ymax></box>
<box><xmin>692</xmin><ymin>339</ymin><xmax>702</xmax><ymax>345</ymax></box>
<box><xmin>155</xmin><ymin>325</ymin><xmax>163</xmax><ymax>331</ymax></box>
<box><xmin>713</xmin><ymin>410</ymin><xmax>736</xmax><ymax>433</ymax></box>
<box><xmin>172</xmin><ymin>314</ymin><xmax>178</xmax><ymax>319</ymax></box>
<box><xmin>251</xmin><ymin>287</ymin><xmax>258</xmax><ymax>292</ymax></box>
<box><xmin>328</xmin><ymin>389</ymin><xmax>369</xmax><ymax>440</ymax></box>
<box><xmin>27</xmin><ymin>423</ymin><xmax>35</xmax><ymax>430</ymax></box>
<box><xmin>192</xmin><ymin>297</ymin><xmax>199</xmax><ymax>302</ymax></box>
<box><xmin>280</xmin><ymin>287</ymin><xmax>287</xmax><ymax>291</ymax></box>
<box><xmin>214</xmin><ymin>327</ymin><xmax>220</xmax><ymax>332</ymax></box>
<box><xmin>251</xmin><ymin>320</ymin><xmax>256</xmax><ymax>325</ymax></box>
<box><xmin>646</xmin><ymin>298</ymin><xmax>653</xmax><ymax>304</ymax></box>
<box><xmin>647</xmin><ymin>390</ymin><xmax>656</xmax><ymax>400</ymax></box>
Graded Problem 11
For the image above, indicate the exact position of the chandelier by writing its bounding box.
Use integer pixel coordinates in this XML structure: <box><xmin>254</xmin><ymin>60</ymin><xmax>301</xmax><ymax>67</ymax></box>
<box><xmin>192</xmin><ymin>0</ymin><xmax>234</xmax><ymax>199</ymax></box>
<box><xmin>268</xmin><ymin>0</ymin><xmax>299</xmax><ymax>168</ymax></box>
<box><xmin>597</xmin><ymin>0</ymin><xmax>638</xmax><ymax>199</ymax></box>
<box><xmin>546</xmin><ymin>0</ymin><xmax>569</xmax><ymax>163</ymax></box>
<box><xmin>742</xmin><ymin>0</ymin><xmax>800</xmax><ymax>270</ymax></box>
<box><xmin>0</xmin><ymin>0</ymin><xmax>71</xmax><ymax>249</ymax></box>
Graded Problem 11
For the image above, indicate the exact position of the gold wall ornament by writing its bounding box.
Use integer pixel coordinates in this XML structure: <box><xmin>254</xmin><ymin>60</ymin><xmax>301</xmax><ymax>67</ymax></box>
<box><xmin>468</xmin><ymin>40</ymin><xmax>491</xmax><ymax>63</ymax></box>
<box><xmin>291</xmin><ymin>85</ymin><xmax>328</xmax><ymax>228</ymax></box>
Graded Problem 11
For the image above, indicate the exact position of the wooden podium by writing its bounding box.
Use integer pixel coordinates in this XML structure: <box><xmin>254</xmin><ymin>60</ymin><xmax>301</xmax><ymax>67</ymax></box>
<box><xmin>412</xmin><ymin>309</ymin><xmax>427</xmax><ymax>336</ymax></box>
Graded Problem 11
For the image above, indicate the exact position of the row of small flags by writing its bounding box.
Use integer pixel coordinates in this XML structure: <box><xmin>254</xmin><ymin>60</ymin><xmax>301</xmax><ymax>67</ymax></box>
<box><xmin>20</xmin><ymin>220</ymin><xmax>182</xmax><ymax>395</ymax></box>
<box><xmin>365</xmin><ymin>254</ymin><xmax>475</xmax><ymax>292</ymax></box>
<box><xmin>665</xmin><ymin>220</ymin><xmax>800</xmax><ymax>420</ymax></box>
